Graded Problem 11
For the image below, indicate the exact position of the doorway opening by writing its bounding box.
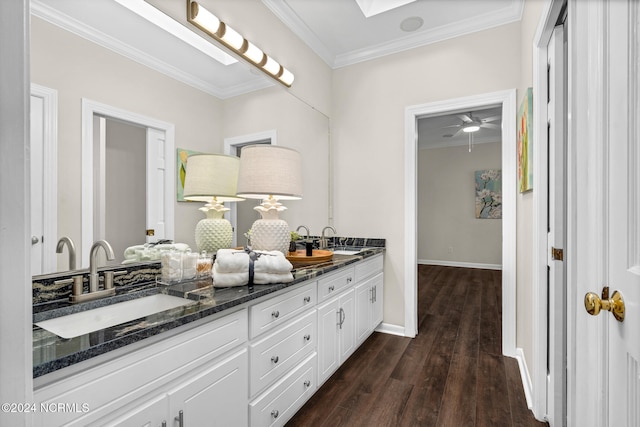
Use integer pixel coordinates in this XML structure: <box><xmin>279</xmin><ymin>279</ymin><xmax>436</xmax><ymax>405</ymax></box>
<box><xmin>81</xmin><ymin>99</ymin><xmax>175</xmax><ymax>268</ymax></box>
<box><xmin>224</xmin><ymin>130</ymin><xmax>276</xmax><ymax>247</ymax></box>
<box><xmin>404</xmin><ymin>90</ymin><xmax>517</xmax><ymax>358</ymax></box>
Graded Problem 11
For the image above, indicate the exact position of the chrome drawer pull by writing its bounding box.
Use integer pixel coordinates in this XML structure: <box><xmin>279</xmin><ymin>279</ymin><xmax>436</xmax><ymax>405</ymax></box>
<box><xmin>271</xmin><ymin>409</ymin><xmax>279</xmax><ymax>418</ymax></box>
<box><xmin>328</xmin><ymin>285</ymin><xmax>335</xmax><ymax>292</ymax></box>
<box><xmin>272</xmin><ymin>310</ymin><xmax>280</xmax><ymax>318</ymax></box>
<box><xmin>271</xmin><ymin>355</ymin><xmax>279</xmax><ymax>363</ymax></box>
<box><xmin>175</xmin><ymin>410</ymin><xmax>184</xmax><ymax>427</ymax></box>
<box><xmin>347</xmin><ymin>277</ymin><xmax>352</xmax><ymax>283</ymax></box>
<box><xmin>304</xmin><ymin>380</ymin><xmax>311</xmax><ymax>387</ymax></box>
<box><xmin>304</xmin><ymin>296</ymin><xmax>311</xmax><ymax>303</ymax></box>
<box><xmin>304</xmin><ymin>334</ymin><xmax>311</xmax><ymax>341</ymax></box>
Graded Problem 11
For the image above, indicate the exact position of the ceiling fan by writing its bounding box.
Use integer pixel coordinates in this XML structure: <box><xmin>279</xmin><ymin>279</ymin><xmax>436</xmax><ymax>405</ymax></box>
<box><xmin>444</xmin><ymin>112</ymin><xmax>501</xmax><ymax>137</ymax></box>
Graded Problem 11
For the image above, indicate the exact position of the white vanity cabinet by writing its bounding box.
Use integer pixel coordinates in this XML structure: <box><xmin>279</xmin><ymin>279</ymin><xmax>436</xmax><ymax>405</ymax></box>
<box><xmin>103</xmin><ymin>349</ymin><xmax>248</xmax><ymax>427</ymax></box>
<box><xmin>317</xmin><ymin>286</ymin><xmax>356</xmax><ymax>385</ymax></box>
<box><xmin>317</xmin><ymin>254</ymin><xmax>383</xmax><ymax>385</ymax></box>
<box><xmin>32</xmin><ymin>309</ymin><xmax>248</xmax><ymax>427</ymax></box>
<box><xmin>354</xmin><ymin>255</ymin><xmax>384</xmax><ymax>346</ymax></box>
<box><xmin>32</xmin><ymin>253</ymin><xmax>384</xmax><ymax>427</ymax></box>
<box><xmin>248</xmin><ymin>280</ymin><xmax>318</xmax><ymax>427</ymax></box>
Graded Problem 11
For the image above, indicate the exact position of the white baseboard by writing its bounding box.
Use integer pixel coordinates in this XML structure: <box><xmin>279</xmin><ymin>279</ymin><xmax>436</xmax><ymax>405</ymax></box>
<box><xmin>375</xmin><ymin>322</ymin><xmax>406</xmax><ymax>337</ymax></box>
<box><xmin>514</xmin><ymin>347</ymin><xmax>534</xmax><ymax>410</ymax></box>
<box><xmin>418</xmin><ymin>259</ymin><xmax>502</xmax><ymax>270</ymax></box>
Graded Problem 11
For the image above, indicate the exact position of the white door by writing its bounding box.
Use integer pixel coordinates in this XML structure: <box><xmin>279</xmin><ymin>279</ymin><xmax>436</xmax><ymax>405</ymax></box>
<box><xmin>546</xmin><ymin>23</ymin><xmax>567</xmax><ymax>427</ymax></box>
<box><xmin>572</xmin><ymin>0</ymin><xmax>640</xmax><ymax>425</ymax></box>
<box><xmin>605</xmin><ymin>0</ymin><xmax>640</xmax><ymax>424</ymax></box>
<box><xmin>30</xmin><ymin>94</ymin><xmax>45</xmax><ymax>276</ymax></box>
<box><xmin>146</xmin><ymin>127</ymin><xmax>167</xmax><ymax>242</ymax></box>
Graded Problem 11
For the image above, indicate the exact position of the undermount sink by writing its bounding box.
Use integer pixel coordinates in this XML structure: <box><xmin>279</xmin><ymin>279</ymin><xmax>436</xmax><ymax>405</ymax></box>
<box><xmin>34</xmin><ymin>294</ymin><xmax>192</xmax><ymax>339</ymax></box>
<box><xmin>332</xmin><ymin>249</ymin><xmax>362</xmax><ymax>255</ymax></box>
<box><xmin>332</xmin><ymin>247</ymin><xmax>369</xmax><ymax>255</ymax></box>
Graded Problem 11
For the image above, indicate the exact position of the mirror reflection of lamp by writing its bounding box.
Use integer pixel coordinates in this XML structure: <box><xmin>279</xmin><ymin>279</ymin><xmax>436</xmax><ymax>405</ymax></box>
<box><xmin>183</xmin><ymin>154</ymin><xmax>244</xmax><ymax>255</ymax></box>
<box><xmin>236</xmin><ymin>145</ymin><xmax>303</xmax><ymax>255</ymax></box>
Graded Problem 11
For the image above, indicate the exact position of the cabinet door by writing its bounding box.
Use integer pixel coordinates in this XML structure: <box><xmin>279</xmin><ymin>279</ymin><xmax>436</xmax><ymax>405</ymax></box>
<box><xmin>168</xmin><ymin>349</ymin><xmax>248</xmax><ymax>427</ymax></box>
<box><xmin>97</xmin><ymin>395</ymin><xmax>168</xmax><ymax>427</ymax></box>
<box><xmin>317</xmin><ymin>298</ymin><xmax>340</xmax><ymax>385</ymax></box>
<box><xmin>338</xmin><ymin>289</ymin><xmax>356</xmax><ymax>363</ymax></box>
<box><xmin>371</xmin><ymin>273</ymin><xmax>384</xmax><ymax>329</ymax></box>
<box><xmin>355</xmin><ymin>281</ymin><xmax>373</xmax><ymax>345</ymax></box>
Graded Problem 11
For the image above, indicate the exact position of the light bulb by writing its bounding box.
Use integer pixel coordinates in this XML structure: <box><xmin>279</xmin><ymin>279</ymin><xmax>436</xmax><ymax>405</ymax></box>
<box><xmin>190</xmin><ymin>2</ymin><xmax>221</xmax><ymax>34</ymax></box>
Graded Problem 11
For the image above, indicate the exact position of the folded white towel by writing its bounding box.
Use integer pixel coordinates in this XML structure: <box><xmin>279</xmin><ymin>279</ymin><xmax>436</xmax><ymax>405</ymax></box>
<box><xmin>214</xmin><ymin>249</ymin><xmax>293</xmax><ymax>274</ymax></box>
<box><xmin>213</xmin><ymin>268</ymin><xmax>248</xmax><ymax>287</ymax></box>
<box><xmin>253</xmin><ymin>272</ymin><xmax>294</xmax><ymax>285</ymax></box>
<box><xmin>212</xmin><ymin>264</ymin><xmax>294</xmax><ymax>287</ymax></box>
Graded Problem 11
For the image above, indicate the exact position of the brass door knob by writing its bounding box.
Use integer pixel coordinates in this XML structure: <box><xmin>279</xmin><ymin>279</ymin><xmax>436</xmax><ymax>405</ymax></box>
<box><xmin>584</xmin><ymin>289</ymin><xmax>625</xmax><ymax>322</ymax></box>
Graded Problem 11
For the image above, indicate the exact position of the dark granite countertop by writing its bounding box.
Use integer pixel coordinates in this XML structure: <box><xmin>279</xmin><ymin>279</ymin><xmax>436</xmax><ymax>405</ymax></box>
<box><xmin>32</xmin><ymin>247</ymin><xmax>384</xmax><ymax>378</ymax></box>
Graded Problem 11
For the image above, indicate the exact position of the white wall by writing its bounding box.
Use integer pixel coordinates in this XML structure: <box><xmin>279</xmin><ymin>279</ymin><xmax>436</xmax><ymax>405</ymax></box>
<box><xmin>517</xmin><ymin>0</ymin><xmax>545</xmax><ymax>380</ymax></box>
<box><xmin>105</xmin><ymin>119</ymin><xmax>146</xmax><ymax>265</ymax></box>
<box><xmin>418</xmin><ymin>142</ymin><xmax>502</xmax><ymax>266</ymax></box>
<box><xmin>332</xmin><ymin>22</ymin><xmax>521</xmax><ymax>328</ymax></box>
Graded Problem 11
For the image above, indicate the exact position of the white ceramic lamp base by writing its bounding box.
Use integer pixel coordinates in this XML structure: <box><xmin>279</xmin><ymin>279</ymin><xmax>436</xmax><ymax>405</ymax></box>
<box><xmin>195</xmin><ymin>218</ymin><xmax>232</xmax><ymax>254</ymax></box>
<box><xmin>250</xmin><ymin>219</ymin><xmax>290</xmax><ymax>255</ymax></box>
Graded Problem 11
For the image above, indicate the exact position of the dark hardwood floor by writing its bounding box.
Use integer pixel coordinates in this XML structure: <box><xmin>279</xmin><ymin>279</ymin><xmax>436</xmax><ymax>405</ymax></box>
<box><xmin>286</xmin><ymin>265</ymin><xmax>548</xmax><ymax>427</ymax></box>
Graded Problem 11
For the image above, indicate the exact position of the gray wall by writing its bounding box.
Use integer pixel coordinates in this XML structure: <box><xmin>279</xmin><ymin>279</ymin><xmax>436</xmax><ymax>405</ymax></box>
<box><xmin>417</xmin><ymin>141</ymin><xmax>502</xmax><ymax>267</ymax></box>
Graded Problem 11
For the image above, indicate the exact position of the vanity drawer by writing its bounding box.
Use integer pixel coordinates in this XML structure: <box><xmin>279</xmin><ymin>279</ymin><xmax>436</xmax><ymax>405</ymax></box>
<box><xmin>250</xmin><ymin>352</ymin><xmax>317</xmax><ymax>427</ymax></box>
<box><xmin>354</xmin><ymin>254</ymin><xmax>383</xmax><ymax>282</ymax></box>
<box><xmin>249</xmin><ymin>310</ymin><xmax>316</xmax><ymax>397</ymax></box>
<box><xmin>249</xmin><ymin>281</ymin><xmax>316</xmax><ymax>338</ymax></box>
<box><xmin>317</xmin><ymin>266</ymin><xmax>355</xmax><ymax>302</ymax></box>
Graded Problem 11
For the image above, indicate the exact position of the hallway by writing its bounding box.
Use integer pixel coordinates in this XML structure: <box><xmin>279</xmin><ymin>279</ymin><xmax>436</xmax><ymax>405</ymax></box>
<box><xmin>287</xmin><ymin>265</ymin><xmax>548</xmax><ymax>426</ymax></box>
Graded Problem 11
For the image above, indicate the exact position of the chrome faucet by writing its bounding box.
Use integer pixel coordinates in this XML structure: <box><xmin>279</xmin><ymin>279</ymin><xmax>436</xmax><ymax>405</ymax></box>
<box><xmin>320</xmin><ymin>226</ymin><xmax>336</xmax><ymax>250</ymax></box>
<box><xmin>56</xmin><ymin>236</ymin><xmax>77</xmax><ymax>270</ymax></box>
<box><xmin>89</xmin><ymin>240</ymin><xmax>115</xmax><ymax>293</ymax></box>
<box><xmin>69</xmin><ymin>239</ymin><xmax>117</xmax><ymax>303</ymax></box>
<box><xmin>296</xmin><ymin>225</ymin><xmax>310</xmax><ymax>241</ymax></box>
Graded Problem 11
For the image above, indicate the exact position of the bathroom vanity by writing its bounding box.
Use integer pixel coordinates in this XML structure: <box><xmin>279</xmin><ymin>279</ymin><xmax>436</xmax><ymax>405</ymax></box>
<box><xmin>32</xmin><ymin>246</ymin><xmax>384</xmax><ymax>427</ymax></box>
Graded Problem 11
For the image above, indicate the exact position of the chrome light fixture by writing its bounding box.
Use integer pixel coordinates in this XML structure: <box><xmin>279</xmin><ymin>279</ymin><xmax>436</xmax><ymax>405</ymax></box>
<box><xmin>187</xmin><ymin>1</ymin><xmax>295</xmax><ymax>87</ymax></box>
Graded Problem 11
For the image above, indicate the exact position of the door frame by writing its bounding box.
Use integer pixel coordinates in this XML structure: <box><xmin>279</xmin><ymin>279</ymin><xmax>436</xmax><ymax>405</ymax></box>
<box><xmin>404</xmin><ymin>89</ymin><xmax>517</xmax><ymax>355</ymax></box>
<box><xmin>531</xmin><ymin>0</ymin><xmax>568</xmax><ymax>421</ymax></box>
<box><xmin>223</xmin><ymin>129</ymin><xmax>277</xmax><ymax>247</ymax></box>
<box><xmin>81</xmin><ymin>99</ymin><xmax>175</xmax><ymax>267</ymax></box>
<box><xmin>30</xmin><ymin>83</ymin><xmax>58</xmax><ymax>274</ymax></box>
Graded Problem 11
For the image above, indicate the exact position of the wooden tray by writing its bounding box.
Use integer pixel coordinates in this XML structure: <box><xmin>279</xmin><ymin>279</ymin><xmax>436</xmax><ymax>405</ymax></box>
<box><xmin>286</xmin><ymin>249</ymin><xmax>334</xmax><ymax>266</ymax></box>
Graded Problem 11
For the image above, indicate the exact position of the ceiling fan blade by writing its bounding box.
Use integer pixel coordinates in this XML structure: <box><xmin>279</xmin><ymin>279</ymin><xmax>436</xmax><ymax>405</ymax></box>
<box><xmin>453</xmin><ymin>128</ymin><xmax>465</xmax><ymax>137</ymax></box>
<box><xmin>457</xmin><ymin>114</ymin><xmax>472</xmax><ymax>123</ymax></box>
<box><xmin>482</xmin><ymin>123</ymin><xmax>500</xmax><ymax>129</ymax></box>
<box><xmin>441</xmin><ymin>124</ymin><xmax>461</xmax><ymax>129</ymax></box>
<box><xmin>481</xmin><ymin>115</ymin><xmax>501</xmax><ymax>123</ymax></box>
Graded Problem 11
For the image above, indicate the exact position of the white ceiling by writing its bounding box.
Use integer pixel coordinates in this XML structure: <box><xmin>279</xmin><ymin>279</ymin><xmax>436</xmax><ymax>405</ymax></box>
<box><xmin>263</xmin><ymin>0</ymin><xmax>524</xmax><ymax>68</ymax></box>
<box><xmin>31</xmin><ymin>0</ymin><xmax>524</xmax><ymax>100</ymax></box>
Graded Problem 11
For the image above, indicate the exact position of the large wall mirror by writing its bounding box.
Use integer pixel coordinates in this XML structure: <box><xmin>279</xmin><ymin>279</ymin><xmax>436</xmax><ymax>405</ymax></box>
<box><xmin>30</xmin><ymin>0</ymin><xmax>330</xmax><ymax>277</ymax></box>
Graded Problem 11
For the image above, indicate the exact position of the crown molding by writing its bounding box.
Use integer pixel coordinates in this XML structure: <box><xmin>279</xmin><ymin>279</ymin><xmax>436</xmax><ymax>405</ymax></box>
<box><xmin>263</xmin><ymin>0</ymin><xmax>523</xmax><ymax>69</ymax></box>
<box><xmin>31</xmin><ymin>0</ymin><xmax>271</xmax><ymax>99</ymax></box>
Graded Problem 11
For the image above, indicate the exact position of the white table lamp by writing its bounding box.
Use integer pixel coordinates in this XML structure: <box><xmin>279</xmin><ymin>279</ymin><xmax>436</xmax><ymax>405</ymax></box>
<box><xmin>183</xmin><ymin>154</ymin><xmax>244</xmax><ymax>254</ymax></box>
<box><xmin>236</xmin><ymin>145</ymin><xmax>302</xmax><ymax>254</ymax></box>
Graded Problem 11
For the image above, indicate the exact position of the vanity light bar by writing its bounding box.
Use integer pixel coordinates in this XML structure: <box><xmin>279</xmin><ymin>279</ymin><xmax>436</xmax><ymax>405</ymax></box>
<box><xmin>187</xmin><ymin>1</ymin><xmax>295</xmax><ymax>87</ymax></box>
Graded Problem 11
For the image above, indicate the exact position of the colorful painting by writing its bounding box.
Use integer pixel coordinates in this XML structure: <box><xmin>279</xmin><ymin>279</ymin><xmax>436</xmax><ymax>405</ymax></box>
<box><xmin>176</xmin><ymin>148</ymin><xmax>202</xmax><ymax>202</ymax></box>
<box><xmin>475</xmin><ymin>169</ymin><xmax>502</xmax><ymax>219</ymax></box>
<box><xmin>518</xmin><ymin>87</ymin><xmax>533</xmax><ymax>192</ymax></box>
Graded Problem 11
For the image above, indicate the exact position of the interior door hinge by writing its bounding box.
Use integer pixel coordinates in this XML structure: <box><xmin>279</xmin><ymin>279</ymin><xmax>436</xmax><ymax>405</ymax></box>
<box><xmin>551</xmin><ymin>247</ymin><xmax>564</xmax><ymax>261</ymax></box>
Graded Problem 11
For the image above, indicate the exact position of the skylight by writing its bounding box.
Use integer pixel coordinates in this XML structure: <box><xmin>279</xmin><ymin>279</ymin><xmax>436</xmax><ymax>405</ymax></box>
<box><xmin>354</xmin><ymin>0</ymin><xmax>417</xmax><ymax>18</ymax></box>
